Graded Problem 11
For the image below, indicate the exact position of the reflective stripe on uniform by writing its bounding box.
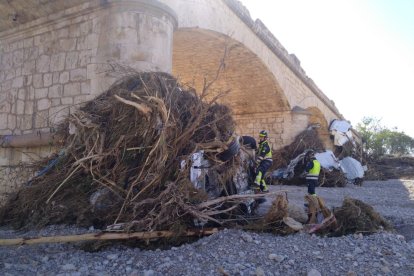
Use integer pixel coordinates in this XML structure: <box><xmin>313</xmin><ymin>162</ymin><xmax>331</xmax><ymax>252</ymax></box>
<box><xmin>306</xmin><ymin>159</ymin><xmax>321</xmax><ymax>179</ymax></box>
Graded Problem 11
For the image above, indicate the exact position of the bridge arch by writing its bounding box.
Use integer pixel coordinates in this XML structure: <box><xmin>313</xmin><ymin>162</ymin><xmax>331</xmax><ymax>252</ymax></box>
<box><xmin>172</xmin><ymin>28</ymin><xmax>291</xmax><ymax>145</ymax></box>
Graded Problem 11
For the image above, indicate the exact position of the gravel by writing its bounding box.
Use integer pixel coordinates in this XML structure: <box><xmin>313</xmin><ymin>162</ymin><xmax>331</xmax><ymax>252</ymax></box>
<box><xmin>1</xmin><ymin>179</ymin><xmax>414</xmax><ymax>276</ymax></box>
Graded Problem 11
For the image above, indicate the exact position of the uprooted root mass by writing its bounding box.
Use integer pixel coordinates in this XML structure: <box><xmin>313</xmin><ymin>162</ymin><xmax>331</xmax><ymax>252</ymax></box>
<box><xmin>0</xmin><ymin>72</ymin><xmax>243</xmax><ymax>232</ymax></box>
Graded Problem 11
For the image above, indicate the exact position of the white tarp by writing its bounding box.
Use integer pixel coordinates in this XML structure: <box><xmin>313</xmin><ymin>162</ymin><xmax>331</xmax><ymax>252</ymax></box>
<box><xmin>329</xmin><ymin>120</ymin><xmax>351</xmax><ymax>132</ymax></box>
<box><xmin>315</xmin><ymin>150</ymin><xmax>341</xmax><ymax>170</ymax></box>
<box><xmin>340</xmin><ymin>157</ymin><xmax>364</xmax><ymax>180</ymax></box>
<box><xmin>189</xmin><ymin>151</ymin><xmax>205</xmax><ymax>189</ymax></box>
<box><xmin>329</xmin><ymin>120</ymin><xmax>355</xmax><ymax>147</ymax></box>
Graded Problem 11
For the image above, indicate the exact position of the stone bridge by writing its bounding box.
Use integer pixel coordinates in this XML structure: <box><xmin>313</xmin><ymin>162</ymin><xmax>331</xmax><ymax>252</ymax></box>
<box><xmin>0</xmin><ymin>0</ymin><xmax>348</xmax><ymax>198</ymax></box>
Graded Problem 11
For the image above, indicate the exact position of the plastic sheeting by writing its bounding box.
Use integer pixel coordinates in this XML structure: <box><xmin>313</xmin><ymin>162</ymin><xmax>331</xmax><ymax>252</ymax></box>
<box><xmin>315</xmin><ymin>150</ymin><xmax>340</xmax><ymax>170</ymax></box>
<box><xmin>273</xmin><ymin>150</ymin><xmax>365</xmax><ymax>183</ymax></box>
<box><xmin>329</xmin><ymin>120</ymin><xmax>355</xmax><ymax>147</ymax></box>
<box><xmin>340</xmin><ymin>157</ymin><xmax>365</xmax><ymax>180</ymax></box>
<box><xmin>190</xmin><ymin>151</ymin><xmax>204</xmax><ymax>188</ymax></box>
<box><xmin>329</xmin><ymin>120</ymin><xmax>351</xmax><ymax>132</ymax></box>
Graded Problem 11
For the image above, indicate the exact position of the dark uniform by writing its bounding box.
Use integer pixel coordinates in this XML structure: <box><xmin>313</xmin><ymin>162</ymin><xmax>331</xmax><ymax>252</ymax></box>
<box><xmin>305</xmin><ymin>152</ymin><xmax>321</xmax><ymax>195</ymax></box>
<box><xmin>254</xmin><ymin>131</ymin><xmax>273</xmax><ymax>192</ymax></box>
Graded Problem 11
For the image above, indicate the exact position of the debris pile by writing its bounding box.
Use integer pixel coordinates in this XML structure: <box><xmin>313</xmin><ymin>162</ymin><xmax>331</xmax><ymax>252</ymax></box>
<box><xmin>0</xmin><ymin>72</ymin><xmax>257</xmax><ymax>232</ymax></box>
<box><xmin>365</xmin><ymin>155</ymin><xmax>414</xmax><ymax>180</ymax></box>
<box><xmin>332</xmin><ymin>198</ymin><xmax>392</xmax><ymax>236</ymax></box>
<box><xmin>0</xmin><ymin>73</ymin><xmax>393</xmax><ymax>243</ymax></box>
<box><xmin>271</xmin><ymin>123</ymin><xmax>365</xmax><ymax>187</ymax></box>
<box><xmin>244</xmin><ymin>193</ymin><xmax>304</xmax><ymax>235</ymax></box>
<box><xmin>271</xmin><ymin>128</ymin><xmax>324</xmax><ymax>170</ymax></box>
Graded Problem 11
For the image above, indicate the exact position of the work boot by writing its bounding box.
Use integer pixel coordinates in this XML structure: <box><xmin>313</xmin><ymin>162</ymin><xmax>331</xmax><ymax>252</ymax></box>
<box><xmin>253</xmin><ymin>184</ymin><xmax>261</xmax><ymax>191</ymax></box>
<box><xmin>251</xmin><ymin>181</ymin><xmax>261</xmax><ymax>191</ymax></box>
<box><xmin>260</xmin><ymin>179</ymin><xmax>269</xmax><ymax>193</ymax></box>
<box><xmin>260</xmin><ymin>184</ymin><xmax>269</xmax><ymax>193</ymax></box>
<box><xmin>253</xmin><ymin>172</ymin><xmax>262</xmax><ymax>190</ymax></box>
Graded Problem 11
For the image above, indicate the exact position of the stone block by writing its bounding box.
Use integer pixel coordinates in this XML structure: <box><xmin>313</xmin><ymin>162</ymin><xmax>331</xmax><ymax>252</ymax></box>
<box><xmin>69</xmin><ymin>24</ymin><xmax>81</xmax><ymax>38</ymax></box>
<box><xmin>2</xmin><ymin>53</ymin><xmax>13</xmax><ymax>70</ymax></box>
<box><xmin>13</xmin><ymin>49</ymin><xmax>24</xmax><ymax>67</ymax></box>
<box><xmin>51</xmin><ymin>98</ymin><xmax>61</xmax><ymax>107</ymax></box>
<box><xmin>76</xmin><ymin>36</ymin><xmax>89</xmax><ymax>51</ymax></box>
<box><xmin>28</xmin><ymin>87</ymin><xmax>35</xmax><ymax>100</ymax></box>
<box><xmin>23</xmin><ymin>75</ymin><xmax>32</xmax><ymax>86</ymax></box>
<box><xmin>7</xmin><ymin>114</ymin><xmax>16</xmax><ymax>130</ymax></box>
<box><xmin>0</xmin><ymin>102</ymin><xmax>11</xmax><ymax>113</ymax></box>
<box><xmin>15</xmin><ymin>67</ymin><xmax>22</xmax><ymax>77</ymax></box>
<box><xmin>35</xmin><ymin>88</ymin><xmax>49</xmax><ymax>99</ymax></box>
<box><xmin>56</xmin><ymin>27</ymin><xmax>69</xmax><ymax>38</ymax></box>
<box><xmin>37</xmin><ymin>98</ymin><xmax>51</xmax><ymax>111</ymax></box>
<box><xmin>87</xmin><ymin>33</ymin><xmax>99</xmax><ymax>49</ymax></box>
<box><xmin>59</xmin><ymin>71</ymin><xmax>70</xmax><ymax>84</ymax></box>
<box><xmin>23</xmin><ymin>38</ymin><xmax>34</xmax><ymax>48</ymax></box>
<box><xmin>50</xmin><ymin>53</ymin><xmax>66</xmax><ymax>72</ymax></box>
<box><xmin>9</xmin><ymin>42</ymin><xmax>18</xmax><ymax>52</ymax></box>
<box><xmin>0</xmin><ymin>114</ymin><xmax>8</xmax><ymax>129</ymax></box>
<box><xmin>36</xmin><ymin>55</ymin><xmax>50</xmax><ymax>73</ymax></box>
<box><xmin>43</xmin><ymin>73</ymin><xmax>53</xmax><ymax>87</ymax></box>
<box><xmin>24</xmin><ymin>101</ymin><xmax>34</xmax><ymax>115</ymax></box>
<box><xmin>24</xmin><ymin>47</ymin><xmax>39</xmax><ymax>61</ymax></box>
<box><xmin>34</xmin><ymin>110</ymin><xmax>49</xmax><ymax>128</ymax></box>
<box><xmin>2</xmin><ymin>80</ymin><xmax>12</xmax><ymax>91</ymax></box>
<box><xmin>64</xmin><ymin>82</ymin><xmax>81</xmax><ymax>97</ymax></box>
<box><xmin>33</xmin><ymin>74</ymin><xmax>43</xmax><ymax>89</ymax></box>
<box><xmin>70</xmin><ymin>68</ymin><xmax>86</xmax><ymax>82</ymax></box>
<box><xmin>16</xmin><ymin>100</ymin><xmax>25</xmax><ymax>115</ymax></box>
<box><xmin>5</xmin><ymin>69</ymin><xmax>15</xmax><ymax>80</ymax></box>
<box><xmin>12</xmin><ymin>77</ymin><xmax>23</xmax><ymax>88</ymax></box>
<box><xmin>79</xmin><ymin>50</ymin><xmax>91</xmax><ymax>67</ymax></box>
<box><xmin>81</xmin><ymin>81</ymin><xmax>90</xmax><ymax>94</ymax></box>
<box><xmin>49</xmin><ymin>106</ymin><xmax>69</xmax><ymax>125</ymax></box>
<box><xmin>61</xmin><ymin>97</ymin><xmax>73</xmax><ymax>105</ymax></box>
<box><xmin>1</xmin><ymin>43</ymin><xmax>10</xmax><ymax>53</ymax></box>
<box><xmin>65</xmin><ymin>51</ymin><xmax>79</xmax><ymax>69</ymax></box>
<box><xmin>9</xmin><ymin>88</ymin><xmax>18</xmax><ymax>99</ymax></box>
<box><xmin>59</xmin><ymin>38</ymin><xmax>77</xmax><ymax>51</ymax></box>
<box><xmin>53</xmin><ymin>72</ymin><xmax>60</xmax><ymax>84</ymax></box>
<box><xmin>80</xmin><ymin>21</ymin><xmax>93</xmax><ymax>35</ymax></box>
<box><xmin>19</xmin><ymin>115</ymin><xmax>33</xmax><ymax>130</ymax></box>
<box><xmin>22</xmin><ymin>60</ymin><xmax>36</xmax><ymax>75</ymax></box>
<box><xmin>49</xmin><ymin>84</ymin><xmax>63</xmax><ymax>98</ymax></box>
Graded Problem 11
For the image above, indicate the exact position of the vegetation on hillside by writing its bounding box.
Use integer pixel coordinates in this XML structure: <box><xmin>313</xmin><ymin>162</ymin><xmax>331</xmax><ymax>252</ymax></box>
<box><xmin>356</xmin><ymin>117</ymin><xmax>414</xmax><ymax>158</ymax></box>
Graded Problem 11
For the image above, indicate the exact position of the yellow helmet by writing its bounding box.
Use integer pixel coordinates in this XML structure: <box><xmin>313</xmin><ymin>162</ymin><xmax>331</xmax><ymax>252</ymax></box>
<box><xmin>259</xmin><ymin>130</ymin><xmax>268</xmax><ymax>137</ymax></box>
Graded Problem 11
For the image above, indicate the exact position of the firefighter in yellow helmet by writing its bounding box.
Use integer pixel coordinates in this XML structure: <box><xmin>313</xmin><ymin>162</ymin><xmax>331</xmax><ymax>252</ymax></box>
<box><xmin>253</xmin><ymin>130</ymin><xmax>273</xmax><ymax>193</ymax></box>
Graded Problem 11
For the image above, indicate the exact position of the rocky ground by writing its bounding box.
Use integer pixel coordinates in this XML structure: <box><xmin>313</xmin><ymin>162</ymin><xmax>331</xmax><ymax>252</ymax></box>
<box><xmin>1</xmin><ymin>179</ymin><xmax>413</xmax><ymax>276</ymax></box>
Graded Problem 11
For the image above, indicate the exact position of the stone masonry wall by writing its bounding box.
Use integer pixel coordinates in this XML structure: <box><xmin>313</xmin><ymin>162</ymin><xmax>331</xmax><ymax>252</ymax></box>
<box><xmin>0</xmin><ymin>4</ymin><xmax>98</xmax><ymax>203</ymax></box>
<box><xmin>234</xmin><ymin>111</ymin><xmax>309</xmax><ymax>150</ymax></box>
<box><xmin>0</xmin><ymin>9</ymin><xmax>97</xmax><ymax>137</ymax></box>
<box><xmin>0</xmin><ymin>0</ymin><xmax>177</xmax><ymax>203</ymax></box>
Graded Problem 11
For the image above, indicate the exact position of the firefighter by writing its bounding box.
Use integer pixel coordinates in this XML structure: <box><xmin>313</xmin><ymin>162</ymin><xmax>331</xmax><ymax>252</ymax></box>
<box><xmin>253</xmin><ymin>130</ymin><xmax>273</xmax><ymax>193</ymax></box>
<box><xmin>304</xmin><ymin>150</ymin><xmax>321</xmax><ymax>195</ymax></box>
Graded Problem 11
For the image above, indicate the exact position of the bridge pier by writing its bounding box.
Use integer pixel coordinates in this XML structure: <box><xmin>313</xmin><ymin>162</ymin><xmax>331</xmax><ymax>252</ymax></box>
<box><xmin>0</xmin><ymin>0</ymin><xmax>177</xmax><ymax>202</ymax></box>
<box><xmin>90</xmin><ymin>0</ymin><xmax>177</xmax><ymax>94</ymax></box>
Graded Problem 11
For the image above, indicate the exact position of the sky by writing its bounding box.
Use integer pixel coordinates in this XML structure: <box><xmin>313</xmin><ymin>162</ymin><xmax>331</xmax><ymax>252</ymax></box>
<box><xmin>240</xmin><ymin>0</ymin><xmax>414</xmax><ymax>137</ymax></box>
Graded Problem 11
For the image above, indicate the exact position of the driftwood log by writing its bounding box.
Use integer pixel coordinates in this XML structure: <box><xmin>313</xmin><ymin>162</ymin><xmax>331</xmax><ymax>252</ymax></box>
<box><xmin>0</xmin><ymin>228</ymin><xmax>220</xmax><ymax>246</ymax></box>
